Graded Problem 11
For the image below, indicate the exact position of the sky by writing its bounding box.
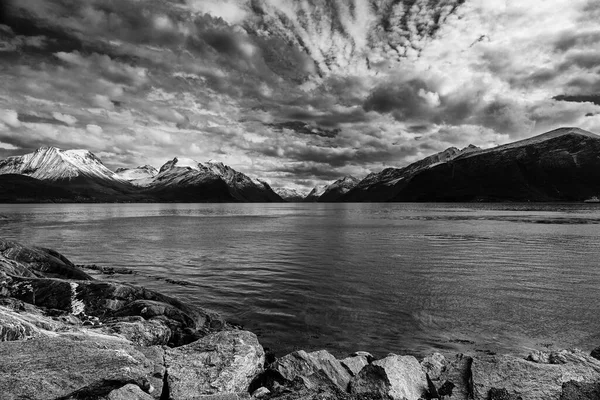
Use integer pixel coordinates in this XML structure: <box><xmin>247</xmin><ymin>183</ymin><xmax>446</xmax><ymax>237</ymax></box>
<box><xmin>0</xmin><ymin>0</ymin><xmax>599</xmax><ymax>191</ymax></box>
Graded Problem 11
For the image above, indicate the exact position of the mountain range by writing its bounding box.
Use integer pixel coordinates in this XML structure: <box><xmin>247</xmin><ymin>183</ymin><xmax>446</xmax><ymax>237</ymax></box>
<box><xmin>1</xmin><ymin>127</ymin><xmax>600</xmax><ymax>203</ymax></box>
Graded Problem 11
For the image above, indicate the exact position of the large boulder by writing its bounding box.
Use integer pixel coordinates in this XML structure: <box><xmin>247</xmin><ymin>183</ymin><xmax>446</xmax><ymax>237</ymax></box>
<box><xmin>272</xmin><ymin>350</ymin><xmax>352</xmax><ymax>392</ymax></box>
<box><xmin>0</xmin><ymin>335</ymin><xmax>164</xmax><ymax>400</ymax></box>
<box><xmin>100</xmin><ymin>316</ymin><xmax>172</xmax><ymax>347</ymax></box>
<box><xmin>165</xmin><ymin>330</ymin><xmax>264</xmax><ymax>400</ymax></box>
<box><xmin>0</xmin><ymin>238</ymin><xmax>91</xmax><ymax>280</ymax></box>
<box><xmin>3</xmin><ymin>276</ymin><xmax>225</xmax><ymax>345</ymax></box>
<box><xmin>340</xmin><ymin>354</ymin><xmax>370</xmax><ymax>376</ymax></box>
<box><xmin>471</xmin><ymin>350</ymin><xmax>600</xmax><ymax>400</ymax></box>
<box><xmin>349</xmin><ymin>354</ymin><xmax>427</xmax><ymax>400</ymax></box>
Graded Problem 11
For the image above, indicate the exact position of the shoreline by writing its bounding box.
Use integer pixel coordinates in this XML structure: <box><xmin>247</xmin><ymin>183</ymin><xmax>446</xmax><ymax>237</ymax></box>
<box><xmin>1</xmin><ymin>238</ymin><xmax>600</xmax><ymax>400</ymax></box>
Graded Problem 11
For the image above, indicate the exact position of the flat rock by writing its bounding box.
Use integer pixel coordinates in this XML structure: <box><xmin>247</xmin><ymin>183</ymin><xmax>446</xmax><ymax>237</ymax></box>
<box><xmin>5</xmin><ymin>276</ymin><xmax>225</xmax><ymax>345</ymax></box>
<box><xmin>165</xmin><ymin>330</ymin><xmax>264</xmax><ymax>400</ymax></box>
<box><xmin>273</xmin><ymin>349</ymin><xmax>352</xmax><ymax>392</ymax></box>
<box><xmin>560</xmin><ymin>380</ymin><xmax>600</xmax><ymax>400</ymax></box>
<box><xmin>471</xmin><ymin>351</ymin><xmax>600</xmax><ymax>400</ymax></box>
<box><xmin>103</xmin><ymin>384</ymin><xmax>155</xmax><ymax>400</ymax></box>
<box><xmin>0</xmin><ymin>335</ymin><xmax>163</xmax><ymax>400</ymax></box>
<box><xmin>349</xmin><ymin>354</ymin><xmax>427</xmax><ymax>400</ymax></box>
<box><xmin>340</xmin><ymin>355</ymin><xmax>369</xmax><ymax>376</ymax></box>
<box><xmin>0</xmin><ymin>238</ymin><xmax>91</xmax><ymax>280</ymax></box>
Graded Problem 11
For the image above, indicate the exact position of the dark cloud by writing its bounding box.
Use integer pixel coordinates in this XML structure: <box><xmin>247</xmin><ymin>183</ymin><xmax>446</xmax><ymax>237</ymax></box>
<box><xmin>267</xmin><ymin>121</ymin><xmax>340</xmax><ymax>138</ymax></box>
<box><xmin>18</xmin><ymin>114</ymin><xmax>69</xmax><ymax>126</ymax></box>
<box><xmin>554</xmin><ymin>95</ymin><xmax>600</xmax><ymax>106</ymax></box>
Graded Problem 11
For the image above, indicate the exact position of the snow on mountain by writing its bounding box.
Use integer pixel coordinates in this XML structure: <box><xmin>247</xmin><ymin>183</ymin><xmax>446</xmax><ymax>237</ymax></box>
<box><xmin>319</xmin><ymin>176</ymin><xmax>360</xmax><ymax>202</ymax></box>
<box><xmin>274</xmin><ymin>187</ymin><xmax>307</xmax><ymax>202</ymax></box>
<box><xmin>114</xmin><ymin>165</ymin><xmax>158</xmax><ymax>187</ymax></box>
<box><xmin>457</xmin><ymin>127</ymin><xmax>600</xmax><ymax>160</ymax></box>
<box><xmin>151</xmin><ymin>157</ymin><xmax>281</xmax><ymax>201</ymax></box>
<box><xmin>304</xmin><ymin>184</ymin><xmax>328</xmax><ymax>202</ymax></box>
<box><xmin>0</xmin><ymin>146</ymin><xmax>125</xmax><ymax>182</ymax></box>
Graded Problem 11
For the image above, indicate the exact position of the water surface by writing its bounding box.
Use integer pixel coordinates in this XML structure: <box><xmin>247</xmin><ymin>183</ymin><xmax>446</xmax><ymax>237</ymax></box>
<box><xmin>2</xmin><ymin>202</ymin><xmax>599</xmax><ymax>358</ymax></box>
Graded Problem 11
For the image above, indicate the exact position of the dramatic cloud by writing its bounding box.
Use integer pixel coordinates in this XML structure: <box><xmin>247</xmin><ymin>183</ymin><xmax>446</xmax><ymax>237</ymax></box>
<box><xmin>0</xmin><ymin>0</ymin><xmax>599</xmax><ymax>190</ymax></box>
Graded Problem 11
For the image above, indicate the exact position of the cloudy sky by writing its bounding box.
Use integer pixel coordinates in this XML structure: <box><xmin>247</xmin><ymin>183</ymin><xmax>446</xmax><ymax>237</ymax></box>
<box><xmin>0</xmin><ymin>0</ymin><xmax>599</xmax><ymax>190</ymax></box>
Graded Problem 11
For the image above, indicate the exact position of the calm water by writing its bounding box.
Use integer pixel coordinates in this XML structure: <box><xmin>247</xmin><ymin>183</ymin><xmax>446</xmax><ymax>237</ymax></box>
<box><xmin>1</xmin><ymin>203</ymin><xmax>600</xmax><ymax>358</ymax></box>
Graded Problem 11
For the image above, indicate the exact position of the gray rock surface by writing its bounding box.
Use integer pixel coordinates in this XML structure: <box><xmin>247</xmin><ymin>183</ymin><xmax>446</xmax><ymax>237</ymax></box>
<box><xmin>0</xmin><ymin>335</ymin><xmax>163</xmax><ymax>400</ymax></box>
<box><xmin>349</xmin><ymin>354</ymin><xmax>427</xmax><ymax>400</ymax></box>
<box><xmin>420</xmin><ymin>352</ymin><xmax>446</xmax><ymax>380</ymax></box>
<box><xmin>165</xmin><ymin>330</ymin><xmax>264</xmax><ymax>400</ymax></box>
<box><xmin>104</xmin><ymin>384</ymin><xmax>155</xmax><ymax>400</ymax></box>
<box><xmin>471</xmin><ymin>350</ymin><xmax>600</xmax><ymax>400</ymax></box>
<box><xmin>341</xmin><ymin>355</ymin><xmax>369</xmax><ymax>376</ymax></box>
<box><xmin>273</xmin><ymin>349</ymin><xmax>352</xmax><ymax>391</ymax></box>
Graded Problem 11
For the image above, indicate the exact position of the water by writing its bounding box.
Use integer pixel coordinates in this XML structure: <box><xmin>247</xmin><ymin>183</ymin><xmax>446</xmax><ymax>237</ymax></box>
<box><xmin>1</xmin><ymin>202</ymin><xmax>600</xmax><ymax>358</ymax></box>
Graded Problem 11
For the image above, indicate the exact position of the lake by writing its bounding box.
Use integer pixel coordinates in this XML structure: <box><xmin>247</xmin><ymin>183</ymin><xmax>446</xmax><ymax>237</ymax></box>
<box><xmin>1</xmin><ymin>202</ymin><xmax>599</xmax><ymax>358</ymax></box>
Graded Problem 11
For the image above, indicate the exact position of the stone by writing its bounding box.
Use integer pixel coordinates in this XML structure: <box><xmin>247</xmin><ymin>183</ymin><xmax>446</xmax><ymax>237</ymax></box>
<box><xmin>589</xmin><ymin>346</ymin><xmax>600</xmax><ymax>361</ymax></box>
<box><xmin>272</xmin><ymin>349</ymin><xmax>352</xmax><ymax>392</ymax></box>
<box><xmin>560</xmin><ymin>380</ymin><xmax>600</xmax><ymax>400</ymax></box>
<box><xmin>349</xmin><ymin>354</ymin><xmax>427</xmax><ymax>400</ymax></box>
<box><xmin>104</xmin><ymin>384</ymin><xmax>155</xmax><ymax>400</ymax></box>
<box><xmin>488</xmin><ymin>387</ymin><xmax>523</xmax><ymax>400</ymax></box>
<box><xmin>436</xmin><ymin>354</ymin><xmax>472</xmax><ymax>400</ymax></box>
<box><xmin>252</xmin><ymin>387</ymin><xmax>271</xmax><ymax>398</ymax></box>
<box><xmin>421</xmin><ymin>353</ymin><xmax>446</xmax><ymax>381</ymax></box>
<box><xmin>350</xmin><ymin>351</ymin><xmax>374</xmax><ymax>362</ymax></box>
<box><xmin>5</xmin><ymin>276</ymin><xmax>225</xmax><ymax>345</ymax></box>
<box><xmin>0</xmin><ymin>238</ymin><xmax>91</xmax><ymax>280</ymax></box>
<box><xmin>100</xmin><ymin>317</ymin><xmax>172</xmax><ymax>346</ymax></box>
<box><xmin>165</xmin><ymin>330</ymin><xmax>264</xmax><ymax>400</ymax></box>
<box><xmin>0</xmin><ymin>335</ymin><xmax>164</xmax><ymax>400</ymax></box>
<box><xmin>341</xmin><ymin>355</ymin><xmax>369</xmax><ymax>376</ymax></box>
<box><xmin>471</xmin><ymin>351</ymin><xmax>600</xmax><ymax>400</ymax></box>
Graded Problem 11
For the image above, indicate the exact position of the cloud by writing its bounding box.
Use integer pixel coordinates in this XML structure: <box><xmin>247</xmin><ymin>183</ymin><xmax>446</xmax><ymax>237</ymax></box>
<box><xmin>86</xmin><ymin>124</ymin><xmax>103</xmax><ymax>135</ymax></box>
<box><xmin>52</xmin><ymin>112</ymin><xmax>77</xmax><ymax>126</ymax></box>
<box><xmin>0</xmin><ymin>109</ymin><xmax>20</xmax><ymax>128</ymax></box>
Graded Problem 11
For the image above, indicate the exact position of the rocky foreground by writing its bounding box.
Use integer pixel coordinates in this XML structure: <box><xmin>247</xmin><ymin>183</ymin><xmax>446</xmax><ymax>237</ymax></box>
<box><xmin>1</xmin><ymin>239</ymin><xmax>600</xmax><ymax>400</ymax></box>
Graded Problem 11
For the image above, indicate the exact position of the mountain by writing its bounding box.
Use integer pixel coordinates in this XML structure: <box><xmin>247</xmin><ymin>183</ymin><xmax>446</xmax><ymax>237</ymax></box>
<box><xmin>145</xmin><ymin>157</ymin><xmax>282</xmax><ymax>202</ymax></box>
<box><xmin>343</xmin><ymin>145</ymin><xmax>479</xmax><ymax>202</ymax></box>
<box><xmin>274</xmin><ymin>188</ymin><xmax>307</xmax><ymax>202</ymax></box>
<box><xmin>342</xmin><ymin>127</ymin><xmax>600</xmax><ymax>202</ymax></box>
<box><xmin>318</xmin><ymin>176</ymin><xmax>360</xmax><ymax>202</ymax></box>
<box><xmin>114</xmin><ymin>165</ymin><xmax>158</xmax><ymax>187</ymax></box>
<box><xmin>304</xmin><ymin>184</ymin><xmax>328</xmax><ymax>202</ymax></box>
<box><xmin>0</xmin><ymin>174</ymin><xmax>83</xmax><ymax>202</ymax></box>
<box><xmin>0</xmin><ymin>147</ymin><xmax>143</xmax><ymax>200</ymax></box>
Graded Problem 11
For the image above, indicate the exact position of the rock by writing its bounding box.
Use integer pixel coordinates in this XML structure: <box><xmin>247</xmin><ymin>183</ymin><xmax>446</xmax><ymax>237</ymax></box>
<box><xmin>252</xmin><ymin>386</ymin><xmax>271</xmax><ymax>398</ymax></box>
<box><xmin>0</xmin><ymin>306</ymin><xmax>44</xmax><ymax>341</ymax></box>
<box><xmin>436</xmin><ymin>354</ymin><xmax>472</xmax><ymax>400</ymax></box>
<box><xmin>471</xmin><ymin>351</ymin><xmax>600</xmax><ymax>400</ymax></box>
<box><xmin>341</xmin><ymin>355</ymin><xmax>369</xmax><ymax>376</ymax></box>
<box><xmin>100</xmin><ymin>317</ymin><xmax>172</xmax><ymax>346</ymax></box>
<box><xmin>0</xmin><ymin>335</ymin><xmax>164</xmax><ymax>400</ymax></box>
<box><xmin>589</xmin><ymin>346</ymin><xmax>600</xmax><ymax>361</ymax></box>
<box><xmin>0</xmin><ymin>238</ymin><xmax>91</xmax><ymax>280</ymax></box>
<box><xmin>165</xmin><ymin>330</ymin><xmax>264</xmax><ymax>400</ymax></box>
<box><xmin>349</xmin><ymin>354</ymin><xmax>427</xmax><ymax>400</ymax></box>
<box><xmin>421</xmin><ymin>353</ymin><xmax>446</xmax><ymax>380</ymax></box>
<box><xmin>488</xmin><ymin>387</ymin><xmax>523</xmax><ymax>400</ymax></box>
<box><xmin>5</xmin><ymin>276</ymin><xmax>225</xmax><ymax>345</ymax></box>
<box><xmin>351</xmin><ymin>351</ymin><xmax>374</xmax><ymax>362</ymax></box>
<box><xmin>104</xmin><ymin>384</ymin><xmax>155</xmax><ymax>400</ymax></box>
<box><xmin>560</xmin><ymin>380</ymin><xmax>600</xmax><ymax>400</ymax></box>
<box><xmin>272</xmin><ymin>349</ymin><xmax>352</xmax><ymax>392</ymax></box>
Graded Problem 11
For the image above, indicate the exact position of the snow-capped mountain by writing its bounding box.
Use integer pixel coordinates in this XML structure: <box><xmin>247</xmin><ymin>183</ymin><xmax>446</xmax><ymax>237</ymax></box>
<box><xmin>148</xmin><ymin>157</ymin><xmax>282</xmax><ymax>202</ymax></box>
<box><xmin>274</xmin><ymin>187</ymin><xmax>307</xmax><ymax>202</ymax></box>
<box><xmin>318</xmin><ymin>176</ymin><xmax>360</xmax><ymax>202</ymax></box>
<box><xmin>114</xmin><ymin>165</ymin><xmax>158</xmax><ymax>187</ymax></box>
<box><xmin>304</xmin><ymin>184</ymin><xmax>328</xmax><ymax>202</ymax></box>
<box><xmin>343</xmin><ymin>144</ymin><xmax>480</xmax><ymax>201</ymax></box>
<box><xmin>343</xmin><ymin>127</ymin><xmax>600</xmax><ymax>202</ymax></box>
<box><xmin>0</xmin><ymin>146</ymin><xmax>125</xmax><ymax>183</ymax></box>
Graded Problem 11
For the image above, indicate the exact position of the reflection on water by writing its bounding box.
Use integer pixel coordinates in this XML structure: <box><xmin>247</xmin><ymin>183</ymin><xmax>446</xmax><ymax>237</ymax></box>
<box><xmin>1</xmin><ymin>202</ymin><xmax>600</xmax><ymax>358</ymax></box>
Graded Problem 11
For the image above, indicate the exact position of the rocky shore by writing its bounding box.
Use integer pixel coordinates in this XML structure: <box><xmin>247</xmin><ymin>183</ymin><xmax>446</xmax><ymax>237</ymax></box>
<box><xmin>1</xmin><ymin>238</ymin><xmax>600</xmax><ymax>400</ymax></box>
